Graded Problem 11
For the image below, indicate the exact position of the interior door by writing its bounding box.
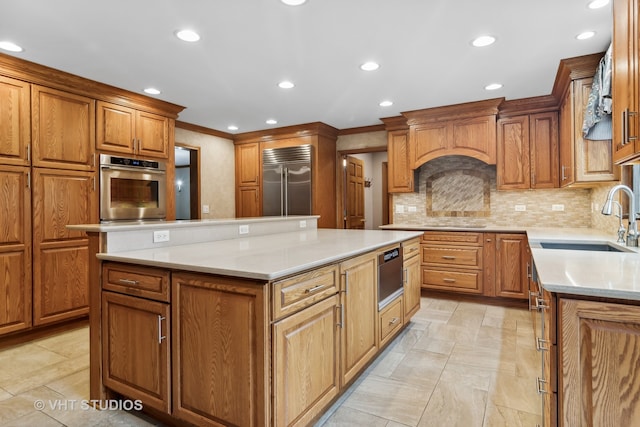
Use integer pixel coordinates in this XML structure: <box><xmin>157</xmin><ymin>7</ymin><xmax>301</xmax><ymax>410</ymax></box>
<box><xmin>345</xmin><ymin>156</ymin><xmax>365</xmax><ymax>229</ymax></box>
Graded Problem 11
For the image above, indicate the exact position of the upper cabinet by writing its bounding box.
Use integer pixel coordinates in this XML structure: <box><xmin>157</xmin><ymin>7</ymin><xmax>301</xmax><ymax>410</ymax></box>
<box><xmin>497</xmin><ymin>97</ymin><xmax>560</xmax><ymax>190</ymax></box>
<box><xmin>404</xmin><ymin>98</ymin><xmax>502</xmax><ymax>167</ymax></box>
<box><xmin>97</xmin><ymin>101</ymin><xmax>169</xmax><ymax>159</ymax></box>
<box><xmin>552</xmin><ymin>53</ymin><xmax>620</xmax><ymax>184</ymax></box>
<box><xmin>381</xmin><ymin>117</ymin><xmax>413</xmax><ymax>193</ymax></box>
<box><xmin>612</xmin><ymin>0</ymin><xmax>640</xmax><ymax>164</ymax></box>
<box><xmin>31</xmin><ymin>85</ymin><xmax>96</xmax><ymax>171</ymax></box>
<box><xmin>0</xmin><ymin>76</ymin><xmax>30</xmax><ymax>167</ymax></box>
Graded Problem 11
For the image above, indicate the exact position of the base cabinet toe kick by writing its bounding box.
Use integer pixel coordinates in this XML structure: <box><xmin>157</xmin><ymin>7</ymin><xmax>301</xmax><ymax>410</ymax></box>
<box><xmin>91</xmin><ymin>237</ymin><xmax>422</xmax><ymax>426</ymax></box>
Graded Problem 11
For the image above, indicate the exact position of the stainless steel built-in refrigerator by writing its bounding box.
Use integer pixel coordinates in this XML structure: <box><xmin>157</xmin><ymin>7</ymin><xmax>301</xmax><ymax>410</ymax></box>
<box><xmin>262</xmin><ymin>145</ymin><xmax>312</xmax><ymax>217</ymax></box>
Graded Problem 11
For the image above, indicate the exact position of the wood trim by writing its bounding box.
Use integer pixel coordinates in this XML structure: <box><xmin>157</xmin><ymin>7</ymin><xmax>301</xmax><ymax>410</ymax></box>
<box><xmin>402</xmin><ymin>97</ymin><xmax>504</xmax><ymax>124</ymax></box>
<box><xmin>551</xmin><ymin>52</ymin><xmax>604</xmax><ymax>101</ymax></box>
<box><xmin>233</xmin><ymin>122</ymin><xmax>339</xmax><ymax>144</ymax></box>
<box><xmin>175</xmin><ymin>120</ymin><xmax>234</xmax><ymax>140</ymax></box>
<box><xmin>337</xmin><ymin>124</ymin><xmax>386</xmax><ymax>135</ymax></box>
<box><xmin>0</xmin><ymin>53</ymin><xmax>185</xmax><ymax>117</ymax></box>
<box><xmin>88</xmin><ymin>232</ymin><xmax>109</xmax><ymax>402</ymax></box>
<box><xmin>175</xmin><ymin>143</ymin><xmax>201</xmax><ymax>220</ymax></box>
<box><xmin>498</xmin><ymin>95</ymin><xmax>559</xmax><ymax>118</ymax></box>
<box><xmin>381</xmin><ymin>115</ymin><xmax>409</xmax><ymax>130</ymax></box>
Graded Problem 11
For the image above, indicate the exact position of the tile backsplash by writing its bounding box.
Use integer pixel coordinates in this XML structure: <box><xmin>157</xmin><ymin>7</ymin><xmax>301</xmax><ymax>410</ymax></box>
<box><xmin>392</xmin><ymin>156</ymin><xmax>601</xmax><ymax>229</ymax></box>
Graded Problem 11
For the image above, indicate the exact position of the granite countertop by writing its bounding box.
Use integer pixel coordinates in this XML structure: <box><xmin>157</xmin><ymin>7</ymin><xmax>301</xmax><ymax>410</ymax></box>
<box><xmin>97</xmin><ymin>228</ymin><xmax>423</xmax><ymax>281</ymax></box>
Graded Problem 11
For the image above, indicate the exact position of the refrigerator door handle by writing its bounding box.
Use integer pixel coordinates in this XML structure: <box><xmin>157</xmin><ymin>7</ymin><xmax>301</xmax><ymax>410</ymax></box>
<box><xmin>284</xmin><ymin>166</ymin><xmax>289</xmax><ymax>216</ymax></box>
<box><xmin>280</xmin><ymin>166</ymin><xmax>285</xmax><ymax>216</ymax></box>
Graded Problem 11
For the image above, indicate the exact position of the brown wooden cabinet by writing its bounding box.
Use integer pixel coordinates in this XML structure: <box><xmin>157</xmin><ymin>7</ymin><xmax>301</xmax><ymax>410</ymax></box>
<box><xmin>171</xmin><ymin>272</ymin><xmax>268</xmax><ymax>427</ymax></box>
<box><xmin>497</xmin><ymin>112</ymin><xmax>559</xmax><ymax>190</ymax></box>
<box><xmin>96</xmin><ymin>101</ymin><xmax>169</xmax><ymax>159</ymax></box>
<box><xmin>559</xmin><ymin>298</ymin><xmax>640</xmax><ymax>426</ymax></box>
<box><xmin>102</xmin><ymin>291</ymin><xmax>170</xmax><ymax>413</ymax></box>
<box><xmin>237</xmin><ymin>186</ymin><xmax>261</xmax><ymax>218</ymax></box>
<box><xmin>235</xmin><ymin>142</ymin><xmax>261</xmax><ymax>218</ymax></box>
<box><xmin>0</xmin><ymin>166</ymin><xmax>31</xmax><ymax>335</ymax></box>
<box><xmin>493</xmin><ymin>233</ymin><xmax>529</xmax><ymax>299</ymax></box>
<box><xmin>31</xmin><ymin>85</ymin><xmax>95</xmax><ymax>171</ymax></box>
<box><xmin>339</xmin><ymin>251</ymin><xmax>378</xmax><ymax>386</ymax></box>
<box><xmin>273</xmin><ymin>294</ymin><xmax>340</xmax><ymax>426</ymax></box>
<box><xmin>402</xmin><ymin>238</ymin><xmax>421</xmax><ymax>319</ymax></box>
<box><xmin>32</xmin><ymin>168</ymin><xmax>97</xmax><ymax>325</ymax></box>
<box><xmin>387</xmin><ymin>128</ymin><xmax>414</xmax><ymax>193</ymax></box>
<box><xmin>0</xmin><ymin>76</ymin><xmax>30</xmax><ymax>167</ymax></box>
<box><xmin>612</xmin><ymin>0</ymin><xmax>640</xmax><ymax>164</ymax></box>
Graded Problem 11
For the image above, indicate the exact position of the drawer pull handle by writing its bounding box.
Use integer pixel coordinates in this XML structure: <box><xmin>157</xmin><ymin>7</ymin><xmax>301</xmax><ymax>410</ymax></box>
<box><xmin>305</xmin><ymin>284</ymin><xmax>325</xmax><ymax>294</ymax></box>
<box><xmin>528</xmin><ymin>290</ymin><xmax>541</xmax><ymax>311</ymax></box>
<box><xmin>389</xmin><ymin>317</ymin><xmax>399</xmax><ymax>325</ymax></box>
<box><xmin>158</xmin><ymin>315</ymin><xmax>166</xmax><ymax>344</ymax></box>
<box><xmin>536</xmin><ymin>377</ymin><xmax>549</xmax><ymax>395</ymax></box>
<box><xmin>443</xmin><ymin>278</ymin><xmax>456</xmax><ymax>283</ymax></box>
<box><xmin>535</xmin><ymin>297</ymin><xmax>549</xmax><ymax>310</ymax></box>
<box><xmin>441</xmin><ymin>256</ymin><xmax>456</xmax><ymax>260</ymax></box>
<box><xmin>536</xmin><ymin>337</ymin><xmax>549</xmax><ymax>352</ymax></box>
<box><xmin>118</xmin><ymin>278</ymin><xmax>139</xmax><ymax>286</ymax></box>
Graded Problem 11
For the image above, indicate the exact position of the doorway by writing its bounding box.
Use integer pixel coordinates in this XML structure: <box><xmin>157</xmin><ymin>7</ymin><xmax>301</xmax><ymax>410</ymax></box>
<box><xmin>174</xmin><ymin>144</ymin><xmax>201</xmax><ymax>220</ymax></box>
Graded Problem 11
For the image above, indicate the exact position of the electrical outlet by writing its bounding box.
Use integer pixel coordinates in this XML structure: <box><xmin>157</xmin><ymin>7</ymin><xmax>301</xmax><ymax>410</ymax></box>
<box><xmin>202</xmin><ymin>204</ymin><xmax>210</xmax><ymax>214</ymax></box>
<box><xmin>408</xmin><ymin>206</ymin><xmax>417</xmax><ymax>212</ymax></box>
<box><xmin>299</xmin><ymin>220</ymin><xmax>307</xmax><ymax>228</ymax></box>
<box><xmin>515</xmin><ymin>204</ymin><xmax>526</xmax><ymax>212</ymax></box>
<box><xmin>552</xmin><ymin>204</ymin><xmax>565</xmax><ymax>211</ymax></box>
<box><xmin>395</xmin><ymin>204</ymin><xmax>405</xmax><ymax>213</ymax></box>
<box><xmin>153</xmin><ymin>230</ymin><xmax>170</xmax><ymax>243</ymax></box>
<box><xmin>239</xmin><ymin>224</ymin><xmax>249</xmax><ymax>235</ymax></box>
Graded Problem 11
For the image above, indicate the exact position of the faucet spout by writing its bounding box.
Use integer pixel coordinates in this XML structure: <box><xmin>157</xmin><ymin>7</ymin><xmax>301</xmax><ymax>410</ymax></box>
<box><xmin>602</xmin><ymin>184</ymin><xmax>638</xmax><ymax>246</ymax></box>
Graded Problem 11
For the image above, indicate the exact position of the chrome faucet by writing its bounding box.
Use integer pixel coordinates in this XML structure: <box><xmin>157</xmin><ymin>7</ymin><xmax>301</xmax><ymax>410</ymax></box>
<box><xmin>602</xmin><ymin>184</ymin><xmax>638</xmax><ymax>247</ymax></box>
<box><xmin>613</xmin><ymin>201</ymin><xmax>626</xmax><ymax>244</ymax></box>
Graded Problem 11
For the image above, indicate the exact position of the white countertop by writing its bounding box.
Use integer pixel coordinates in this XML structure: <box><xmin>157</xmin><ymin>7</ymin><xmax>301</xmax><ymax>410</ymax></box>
<box><xmin>97</xmin><ymin>229</ymin><xmax>423</xmax><ymax>281</ymax></box>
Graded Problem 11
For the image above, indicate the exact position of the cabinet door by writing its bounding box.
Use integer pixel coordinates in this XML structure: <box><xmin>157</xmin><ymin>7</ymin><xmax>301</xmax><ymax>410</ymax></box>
<box><xmin>560</xmin><ymin>298</ymin><xmax>640</xmax><ymax>426</ymax></box>
<box><xmin>340</xmin><ymin>252</ymin><xmax>378</xmax><ymax>386</ymax></box>
<box><xmin>494</xmin><ymin>234</ymin><xmax>529</xmax><ymax>299</ymax></box>
<box><xmin>96</xmin><ymin>101</ymin><xmax>136</xmax><ymax>155</ymax></box>
<box><xmin>612</xmin><ymin>0</ymin><xmax>639</xmax><ymax>163</ymax></box>
<box><xmin>403</xmin><ymin>249</ymin><xmax>421</xmax><ymax>320</ymax></box>
<box><xmin>136</xmin><ymin>110</ymin><xmax>169</xmax><ymax>159</ymax></box>
<box><xmin>172</xmin><ymin>273</ymin><xmax>268</xmax><ymax>427</ymax></box>
<box><xmin>451</xmin><ymin>115</ymin><xmax>497</xmax><ymax>164</ymax></box>
<box><xmin>559</xmin><ymin>86</ymin><xmax>575</xmax><ymax>186</ymax></box>
<box><xmin>412</xmin><ymin>122</ymin><xmax>449</xmax><ymax>167</ymax></box>
<box><xmin>573</xmin><ymin>78</ymin><xmax>619</xmax><ymax>182</ymax></box>
<box><xmin>497</xmin><ymin>115</ymin><xmax>531</xmax><ymax>190</ymax></box>
<box><xmin>273</xmin><ymin>294</ymin><xmax>340</xmax><ymax>427</ymax></box>
<box><xmin>0</xmin><ymin>166</ymin><xmax>31</xmax><ymax>335</ymax></box>
<box><xmin>236</xmin><ymin>143</ymin><xmax>261</xmax><ymax>186</ymax></box>
<box><xmin>32</xmin><ymin>168</ymin><xmax>97</xmax><ymax>325</ymax></box>
<box><xmin>31</xmin><ymin>85</ymin><xmax>95</xmax><ymax>170</ymax></box>
<box><xmin>530</xmin><ymin>112</ymin><xmax>559</xmax><ymax>189</ymax></box>
<box><xmin>0</xmin><ymin>76</ymin><xmax>30</xmax><ymax>167</ymax></box>
<box><xmin>102</xmin><ymin>292</ymin><xmax>170</xmax><ymax>413</ymax></box>
<box><xmin>387</xmin><ymin>129</ymin><xmax>413</xmax><ymax>192</ymax></box>
<box><xmin>237</xmin><ymin>186</ymin><xmax>260</xmax><ymax>218</ymax></box>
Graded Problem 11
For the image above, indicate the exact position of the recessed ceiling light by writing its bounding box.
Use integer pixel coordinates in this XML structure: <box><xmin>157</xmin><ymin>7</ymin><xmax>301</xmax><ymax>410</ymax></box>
<box><xmin>360</xmin><ymin>62</ymin><xmax>380</xmax><ymax>71</ymax></box>
<box><xmin>0</xmin><ymin>41</ymin><xmax>23</xmax><ymax>52</ymax></box>
<box><xmin>472</xmin><ymin>35</ymin><xmax>496</xmax><ymax>47</ymax></box>
<box><xmin>379</xmin><ymin>100</ymin><xmax>393</xmax><ymax>107</ymax></box>
<box><xmin>278</xmin><ymin>81</ymin><xmax>295</xmax><ymax>89</ymax></box>
<box><xmin>576</xmin><ymin>31</ymin><xmax>596</xmax><ymax>40</ymax></box>
<box><xmin>266</xmin><ymin>119</ymin><xmax>278</xmax><ymax>125</ymax></box>
<box><xmin>175</xmin><ymin>29</ymin><xmax>201</xmax><ymax>42</ymax></box>
<box><xmin>143</xmin><ymin>88</ymin><xmax>161</xmax><ymax>95</ymax></box>
<box><xmin>281</xmin><ymin>0</ymin><xmax>307</xmax><ymax>5</ymax></box>
<box><xmin>588</xmin><ymin>0</ymin><xmax>610</xmax><ymax>9</ymax></box>
<box><xmin>227</xmin><ymin>125</ymin><xmax>239</xmax><ymax>131</ymax></box>
<box><xmin>485</xmin><ymin>83</ymin><xmax>503</xmax><ymax>91</ymax></box>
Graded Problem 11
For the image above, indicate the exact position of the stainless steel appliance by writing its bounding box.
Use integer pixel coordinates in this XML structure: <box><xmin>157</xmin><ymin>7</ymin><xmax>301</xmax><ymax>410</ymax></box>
<box><xmin>99</xmin><ymin>154</ymin><xmax>167</xmax><ymax>222</ymax></box>
<box><xmin>262</xmin><ymin>145</ymin><xmax>312</xmax><ymax>217</ymax></box>
<box><xmin>378</xmin><ymin>246</ymin><xmax>403</xmax><ymax>310</ymax></box>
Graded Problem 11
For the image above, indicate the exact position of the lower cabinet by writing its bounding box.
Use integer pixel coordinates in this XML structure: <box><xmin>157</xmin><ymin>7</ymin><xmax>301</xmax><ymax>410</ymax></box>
<box><xmin>559</xmin><ymin>298</ymin><xmax>640</xmax><ymax>426</ymax></box>
<box><xmin>273</xmin><ymin>294</ymin><xmax>340</xmax><ymax>427</ymax></box>
<box><xmin>379</xmin><ymin>296</ymin><xmax>403</xmax><ymax>348</ymax></box>
<box><xmin>403</xmin><ymin>238</ymin><xmax>422</xmax><ymax>319</ymax></box>
<box><xmin>493</xmin><ymin>233</ymin><xmax>530</xmax><ymax>299</ymax></box>
<box><xmin>102</xmin><ymin>291</ymin><xmax>170</xmax><ymax>413</ymax></box>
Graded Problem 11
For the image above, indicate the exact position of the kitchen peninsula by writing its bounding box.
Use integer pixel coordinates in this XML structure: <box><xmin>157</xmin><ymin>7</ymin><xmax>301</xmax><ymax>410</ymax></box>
<box><xmin>69</xmin><ymin>216</ymin><xmax>423</xmax><ymax>427</ymax></box>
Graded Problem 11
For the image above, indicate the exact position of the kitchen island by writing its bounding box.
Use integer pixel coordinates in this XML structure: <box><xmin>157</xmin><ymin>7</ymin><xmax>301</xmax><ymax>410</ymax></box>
<box><xmin>71</xmin><ymin>216</ymin><xmax>423</xmax><ymax>427</ymax></box>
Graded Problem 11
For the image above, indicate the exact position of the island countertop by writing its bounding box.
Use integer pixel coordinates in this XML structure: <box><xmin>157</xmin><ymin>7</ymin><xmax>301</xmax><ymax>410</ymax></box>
<box><xmin>96</xmin><ymin>228</ymin><xmax>423</xmax><ymax>280</ymax></box>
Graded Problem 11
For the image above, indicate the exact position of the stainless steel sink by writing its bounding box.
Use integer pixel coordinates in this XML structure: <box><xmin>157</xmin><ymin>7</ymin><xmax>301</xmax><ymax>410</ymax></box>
<box><xmin>538</xmin><ymin>241</ymin><xmax>630</xmax><ymax>252</ymax></box>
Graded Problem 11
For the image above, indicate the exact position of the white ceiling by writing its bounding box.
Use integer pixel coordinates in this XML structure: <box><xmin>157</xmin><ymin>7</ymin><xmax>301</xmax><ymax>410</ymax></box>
<box><xmin>1</xmin><ymin>0</ymin><xmax>612</xmax><ymax>134</ymax></box>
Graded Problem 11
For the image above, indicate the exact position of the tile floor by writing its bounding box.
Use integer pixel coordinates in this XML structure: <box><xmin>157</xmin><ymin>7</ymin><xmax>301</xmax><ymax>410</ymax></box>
<box><xmin>0</xmin><ymin>295</ymin><xmax>541</xmax><ymax>426</ymax></box>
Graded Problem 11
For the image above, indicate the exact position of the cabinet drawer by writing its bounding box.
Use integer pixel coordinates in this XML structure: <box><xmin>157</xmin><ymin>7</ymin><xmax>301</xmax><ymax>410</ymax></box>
<box><xmin>402</xmin><ymin>238</ymin><xmax>421</xmax><ymax>260</ymax></box>
<box><xmin>422</xmin><ymin>231</ymin><xmax>482</xmax><ymax>246</ymax></box>
<box><xmin>422</xmin><ymin>246</ymin><xmax>482</xmax><ymax>268</ymax></box>
<box><xmin>102</xmin><ymin>262</ymin><xmax>170</xmax><ymax>302</ymax></box>
<box><xmin>379</xmin><ymin>296</ymin><xmax>403</xmax><ymax>346</ymax></box>
<box><xmin>422</xmin><ymin>268</ymin><xmax>482</xmax><ymax>293</ymax></box>
<box><xmin>272</xmin><ymin>265</ymin><xmax>339</xmax><ymax>320</ymax></box>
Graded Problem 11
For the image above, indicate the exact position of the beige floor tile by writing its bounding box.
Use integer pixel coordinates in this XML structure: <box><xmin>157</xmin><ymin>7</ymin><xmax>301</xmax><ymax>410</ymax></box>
<box><xmin>515</xmin><ymin>343</ymin><xmax>541</xmax><ymax>380</ymax></box>
<box><xmin>2</xmin><ymin>353</ymin><xmax>89</xmax><ymax>395</ymax></box>
<box><xmin>438</xmin><ymin>362</ymin><xmax>497</xmax><ymax>392</ymax></box>
<box><xmin>0</xmin><ymin>410</ymin><xmax>63</xmax><ymax>427</ymax></box>
<box><xmin>369</xmin><ymin>351</ymin><xmax>406</xmax><ymax>378</ymax></box>
<box><xmin>343</xmin><ymin>375</ymin><xmax>435</xmax><ymax>426</ymax></box>
<box><xmin>45</xmin><ymin>369</ymin><xmax>90</xmax><ymax>401</ymax></box>
<box><xmin>412</xmin><ymin>337</ymin><xmax>455</xmax><ymax>356</ymax></box>
<box><xmin>481</xmin><ymin>315</ymin><xmax>518</xmax><ymax>331</ymax></box>
<box><xmin>0</xmin><ymin>387</ymin><xmax>11</xmax><ymax>402</ymax></box>
<box><xmin>34</xmin><ymin>326</ymin><xmax>90</xmax><ymax>359</ymax></box>
<box><xmin>385</xmin><ymin>422</ymin><xmax>412</xmax><ymax>427</ymax></box>
<box><xmin>406</xmin><ymin>319</ymin><xmax>429</xmax><ymax>331</ymax></box>
<box><xmin>0</xmin><ymin>343</ymin><xmax>68</xmax><ymax>386</ymax></box>
<box><xmin>422</xmin><ymin>298</ymin><xmax>459</xmax><ymax>312</ymax></box>
<box><xmin>387</xmin><ymin>327</ymin><xmax>424</xmax><ymax>354</ymax></box>
<box><xmin>0</xmin><ymin>385</ymin><xmax>63</xmax><ymax>424</ymax></box>
<box><xmin>321</xmin><ymin>406</ymin><xmax>390</xmax><ymax>426</ymax></box>
<box><xmin>390</xmin><ymin>350</ymin><xmax>449</xmax><ymax>387</ymax></box>
<box><xmin>448</xmin><ymin>343</ymin><xmax>516</xmax><ymax>375</ymax></box>
<box><xmin>446</xmin><ymin>309</ymin><xmax>486</xmax><ymax>330</ymax></box>
<box><xmin>418</xmin><ymin>380</ymin><xmax>487</xmax><ymax>427</ymax></box>
<box><xmin>489</xmin><ymin>372</ymin><xmax>541</xmax><ymax>415</ymax></box>
<box><xmin>483</xmin><ymin>403</ymin><xmax>542</xmax><ymax>427</ymax></box>
<box><xmin>421</xmin><ymin>322</ymin><xmax>479</xmax><ymax>344</ymax></box>
<box><xmin>474</xmin><ymin>325</ymin><xmax>517</xmax><ymax>351</ymax></box>
<box><xmin>412</xmin><ymin>308</ymin><xmax>454</xmax><ymax>324</ymax></box>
